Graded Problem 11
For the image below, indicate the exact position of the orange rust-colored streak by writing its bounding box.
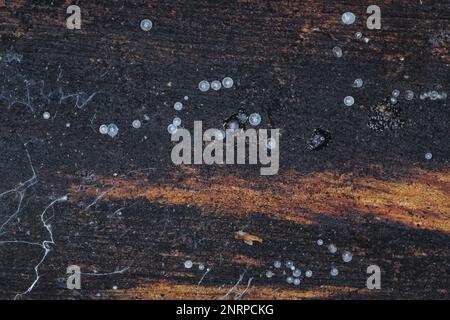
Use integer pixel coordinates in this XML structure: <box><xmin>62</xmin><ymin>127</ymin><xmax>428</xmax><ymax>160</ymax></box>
<box><xmin>68</xmin><ymin>169</ymin><xmax>450</xmax><ymax>233</ymax></box>
<box><xmin>99</xmin><ymin>280</ymin><xmax>372</xmax><ymax>300</ymax></box>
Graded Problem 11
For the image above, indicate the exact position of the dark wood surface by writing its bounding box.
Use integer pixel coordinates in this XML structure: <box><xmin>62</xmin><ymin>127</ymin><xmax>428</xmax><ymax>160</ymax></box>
<box><xmin>0</xmin><ymin>0</ymin><xmax>449</xmax><ymax>300</ymax></box>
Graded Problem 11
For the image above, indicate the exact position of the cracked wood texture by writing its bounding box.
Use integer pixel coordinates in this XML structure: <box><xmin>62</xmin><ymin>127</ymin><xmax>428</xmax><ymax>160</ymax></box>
<box><xmin>0</xmin><ymin>0</ymin><xmax>449</xmax><ymax>300</ymax></box>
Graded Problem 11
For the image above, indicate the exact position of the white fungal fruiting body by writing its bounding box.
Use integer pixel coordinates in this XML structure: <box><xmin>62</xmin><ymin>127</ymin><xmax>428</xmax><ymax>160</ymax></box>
<box><xmin>274</xmin><ymin>261</ymin><xmax>281</xmax><ymax>268</ymax></box>
<box><xmin>43</xmin><ymin>112</ymin><xmax>50</xmax><ymax>120</ymax></box>
<box><xmin>305</xmin><ymin>270</ymin><xmax>313</xmax><ymax>278</ymax></box>
<box><xmin>425</xmin><ymin>153</ymin><xmax>433</xmax><ymax>160</ymax></box>
<box><xmin>317</xmin><ymin>239</ymin><xmax>323</xmax><ymax>246</ymax></box>
<box><xmin>173</xmin><ymin>117</ymin><xmax>182</xmax><ymax>127</ymax></box>
<box><xmin>392</xmin><ymin>89</ymin><xmax>400</xmax><ymax>98</ymax></box>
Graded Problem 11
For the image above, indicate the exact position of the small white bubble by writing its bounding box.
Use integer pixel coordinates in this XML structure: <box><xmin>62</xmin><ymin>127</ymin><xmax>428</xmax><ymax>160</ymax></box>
<box><xmin>174</xmin><ymin>101</ymin><xmax>183</xmax><ymax>111</ymax></box>
<box><xmin>132</xmin><ymin>120</ymin><xmax>141</xmax><ymax>129</ymax></box>
<box><xmin>392</xmin><ymin>89</ymin><xmax>400</xmax><ymax>98</ymax></box>
<box><xmin>342</xmin><ymin>251</ymin><xmax>353</xmax><ymax>263</ymax></box>
<box><xmin>112</xmin><ymin>285</ymin><xmax>118</xmax><ymax>290</ymax></box>
<box><xmin>293</xmin><ymin>278</ymin><xmax>301</xmax><ymax>286</ymax></box>
<box><xmin>425</xmin><ymin>152</ymin><xmax>433</xmax><ymax>160</ymax></box>
<box><xmin>43</xmin><ymin>112</ymin><xmax>51</xmax><ymax>120</ymax></box>
<box><xmin>265</xmin><ymin>270</ymin><xmax>274</xmax><ymax>278</ymax></box>
<box><xmin>211</xmin><ymin>80</ymin><xmax>222</xmax><ymax>91</ymax></box>
<box><xmin>286</xmin><ymin>276</ymin><xmax>294</xmax><ymax>284</ymax></box>
<box><xmin>285</xmin><ymin>260</ymin><xmax>294</xmax><ymax>269</ymax></box>
<box><xmin>333</xmin><ymin>46</ymin><xmax>343</xmax><ymax>58</ymax></box>
<box><xmin>274</xmin><ymin>261</ymin><xmax>281</xmax><ymax>268</ymax></box>
<box><xmin>430</xmin><ymin>91</ymin><xmax>439</xmax><ymax>100</ymax></box>
<box><xmin>107</xmin><ymin>124</ymin><xmax>119</xmax><ymax>138</ymax></box>
<box><xmin>344</xmin><ymin>96</ymin><xmax>355</xmax><ymax>106</ymax></box>
<box><xmin>198</xmin><ymin>264</ymin><xmax>205</xmax><ymax>271</ymax></box>
<box><xmin>293</xmin><ymin>269</ymin><xmax>301</xmax><ymax>277</ymax></box>
<box><xmin>249</xmin><ymin>113</ymin><xmax>262</xmax><ymax>126</ymax></box>
<box><xmin>341</xmin><ymin>12</ymin><xmax>356</xmax><ymax>25</ymax></box>
<box><xmin>222</xmin><ymin>77</ymin><xmax>234</xmax><ymax>89</ymax></box>
<box><xmin>140</xmin><ymin>19</ymin><xmax>153</xmax><ymax>31</ymax></box>
<box><xmin>184</xmin><ymin>260</ymin><xmax>193</xmax><ymax>269</ymax></box>
<box><xmin>390</xmin><ymin>97</ymin><xmax>398</xmax><ymax>104</ymax></box>
<box><xmin>173</xmin><ymin>117</ymin><xmax>182</xmax><ymax>127</ymax></box>
<box><xmin>168</xmin><ymin>124</ymin><xmax>178</xmax><ymax>134</ymax></box>
<box><xmin>183</xmin><ymin>96</ymin><xmax>189</xmax><ymax>101</ymax></box>
<box><xmin>317</xmin><ymin>239</ymin><xmax>323</xmax><ymax>246</ymax></box>
<box><xmin>330</xmin><ymin>267</ymin><xmax>339</xmax><ymax>277</ymax></box>
<box><xmin>353</xmin><ymin>79</ymin><xmax>363</xmax><ymax>88</ymax></box>
<box><xmin>355</xmin><ymin>32</ymin><xmax>363</xmax><ymax>40</ymax></box>
<box><xmin>99</xmin><ymin>125</ymin><xmax>108</xmax><ymax>134</ymax></box>
<box><xmin>305</xmin><ymin>270</ymin><xmax>313</xmax><ymax>278</ymax></box>
<box><xmin>328</xmin><ymin>244</ymin><xmax>337</xmax><ymax>254</ymax></box>
<box><xmin>199</xmin><ymin>80</ymin><xmax>210</xmax><ymax>92</ymax></box>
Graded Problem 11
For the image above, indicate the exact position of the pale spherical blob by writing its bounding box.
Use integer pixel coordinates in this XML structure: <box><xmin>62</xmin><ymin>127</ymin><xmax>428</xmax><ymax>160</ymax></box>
<box><xmin>174</xmin><ymin>101</ymin><xmax>183</xmax><ymax>111</ymax></box>
<box><xmin>249</xmin><ymin>113</ymin><xmax>262</xmax><ymax>126</ymax></box>
<box><xmin>168</xmin><ymin>124</ymin><xmax>178</xmax><ymax>134</ymax></box>
<box><xmin>184</xmin><ymin>260</ymin><xmax>193</xmax><ymax>269</ymax></box>
<box><xmin>43</xmin><ymin>112</ymin><xmax>50</xmax><ymax>120</ymax></box>
<box><xmin>293</xmin><ymin>269</ymin><xmax>301</xmax><ymax>277</ymax></box>
<box><xmin>140</xmin><ymin>19</ymin><xmax>153</xmax><ymax>31</ymax></box>
<box><xmin>305</xmin><ymin>270</ymin><xmax>313</xmax><ymax>278</ymax></box>
<box><xmin>344</xmin><ymin>96</ymin><xmax>355</xmax><ymax>106</ymax></box>
<box><xmin>342</xmin><ymin>12</ymin><xmax>356</xmax><ymax>25</ymax></box>
<box><xmin>317</xmin><ymin>239</ymin><xmax>324</xmax><ymax>246</ymax></box>
<box><xmin>273</xmin><ymin>261</ymin><xmax>281</xmax><ymax>268</ymax></box>
<box><xmin>328</xmin><ymin>244</ymin><xmax>337</xmax><ymax>254</ymax></box>
<box><xmin>354</xmin><ymin>78</ymin><xmax>363</xmax><ymax>88</ymax></box>
<box><xmin>392</xmin><ymin>89</ymin><xmax>400</xmax><ymax>98</ymax></box>
<box><xmin>211</xmin><ymin>80</ymin><xmax>222</xmax><ymax>91</ymax></box>
<box><xmin>198</xmin><ymin>264</ymin><xmax>205</xmax><ymax>271</ymax></box>
<box><xmin>199</xmin><ymin>80</ymin><xmax>210</xmax><ymax>92</ymax></box>
<box><xmin>342</xmin><ymin>251</ymin><xmax>353</xmax><ymax>263</ymax></box>
<box><xmin>425</xmin><ymin>152</ymin><xmax>433</xmax><ymax>160</ymax></box>
<box><xmin>265</xmin><ymin>270</ymin><xmax>274</xmax><ymax>278</ymax></box>
<box><xmin>330</xmin><ymin>268</ymin><xmax>339</xmax><ymax>277</ymax></box>
<box><xmin>99</xmin><ymin>124</ymin><xmax>108</xmax><ymax>134</ymax></box>
<box><xmin>132</xmin><ymin>120</ymin><xmax>141</xmax><ymax>129</ymax></box>
<box><xmin>222</xmin><ymin>77</ymin><xmax>234</xmax><ymax>89</ymax></box>
<box><xmin>173</xmin><ymin>117</ymin><xmax>182</xmax><ymax>127</ymax></box>
<box><xmin>107</xmin><ymin>124</ymin><xmax>119</xmax><ymax>138</ymax></box>
<box><xmin>293</xmin><ymin>278</ymin><xmax>301</xmax><ymax>286</ymax></box>
<box><xmin>286</xmin><ymin>276</ymin><xmax>294</xmax><ymax>284</ymax></box>
<box><xmin>333</xmin><ymin>46</ymin><xmax>343</xmax><ymax>58</ymax></box>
